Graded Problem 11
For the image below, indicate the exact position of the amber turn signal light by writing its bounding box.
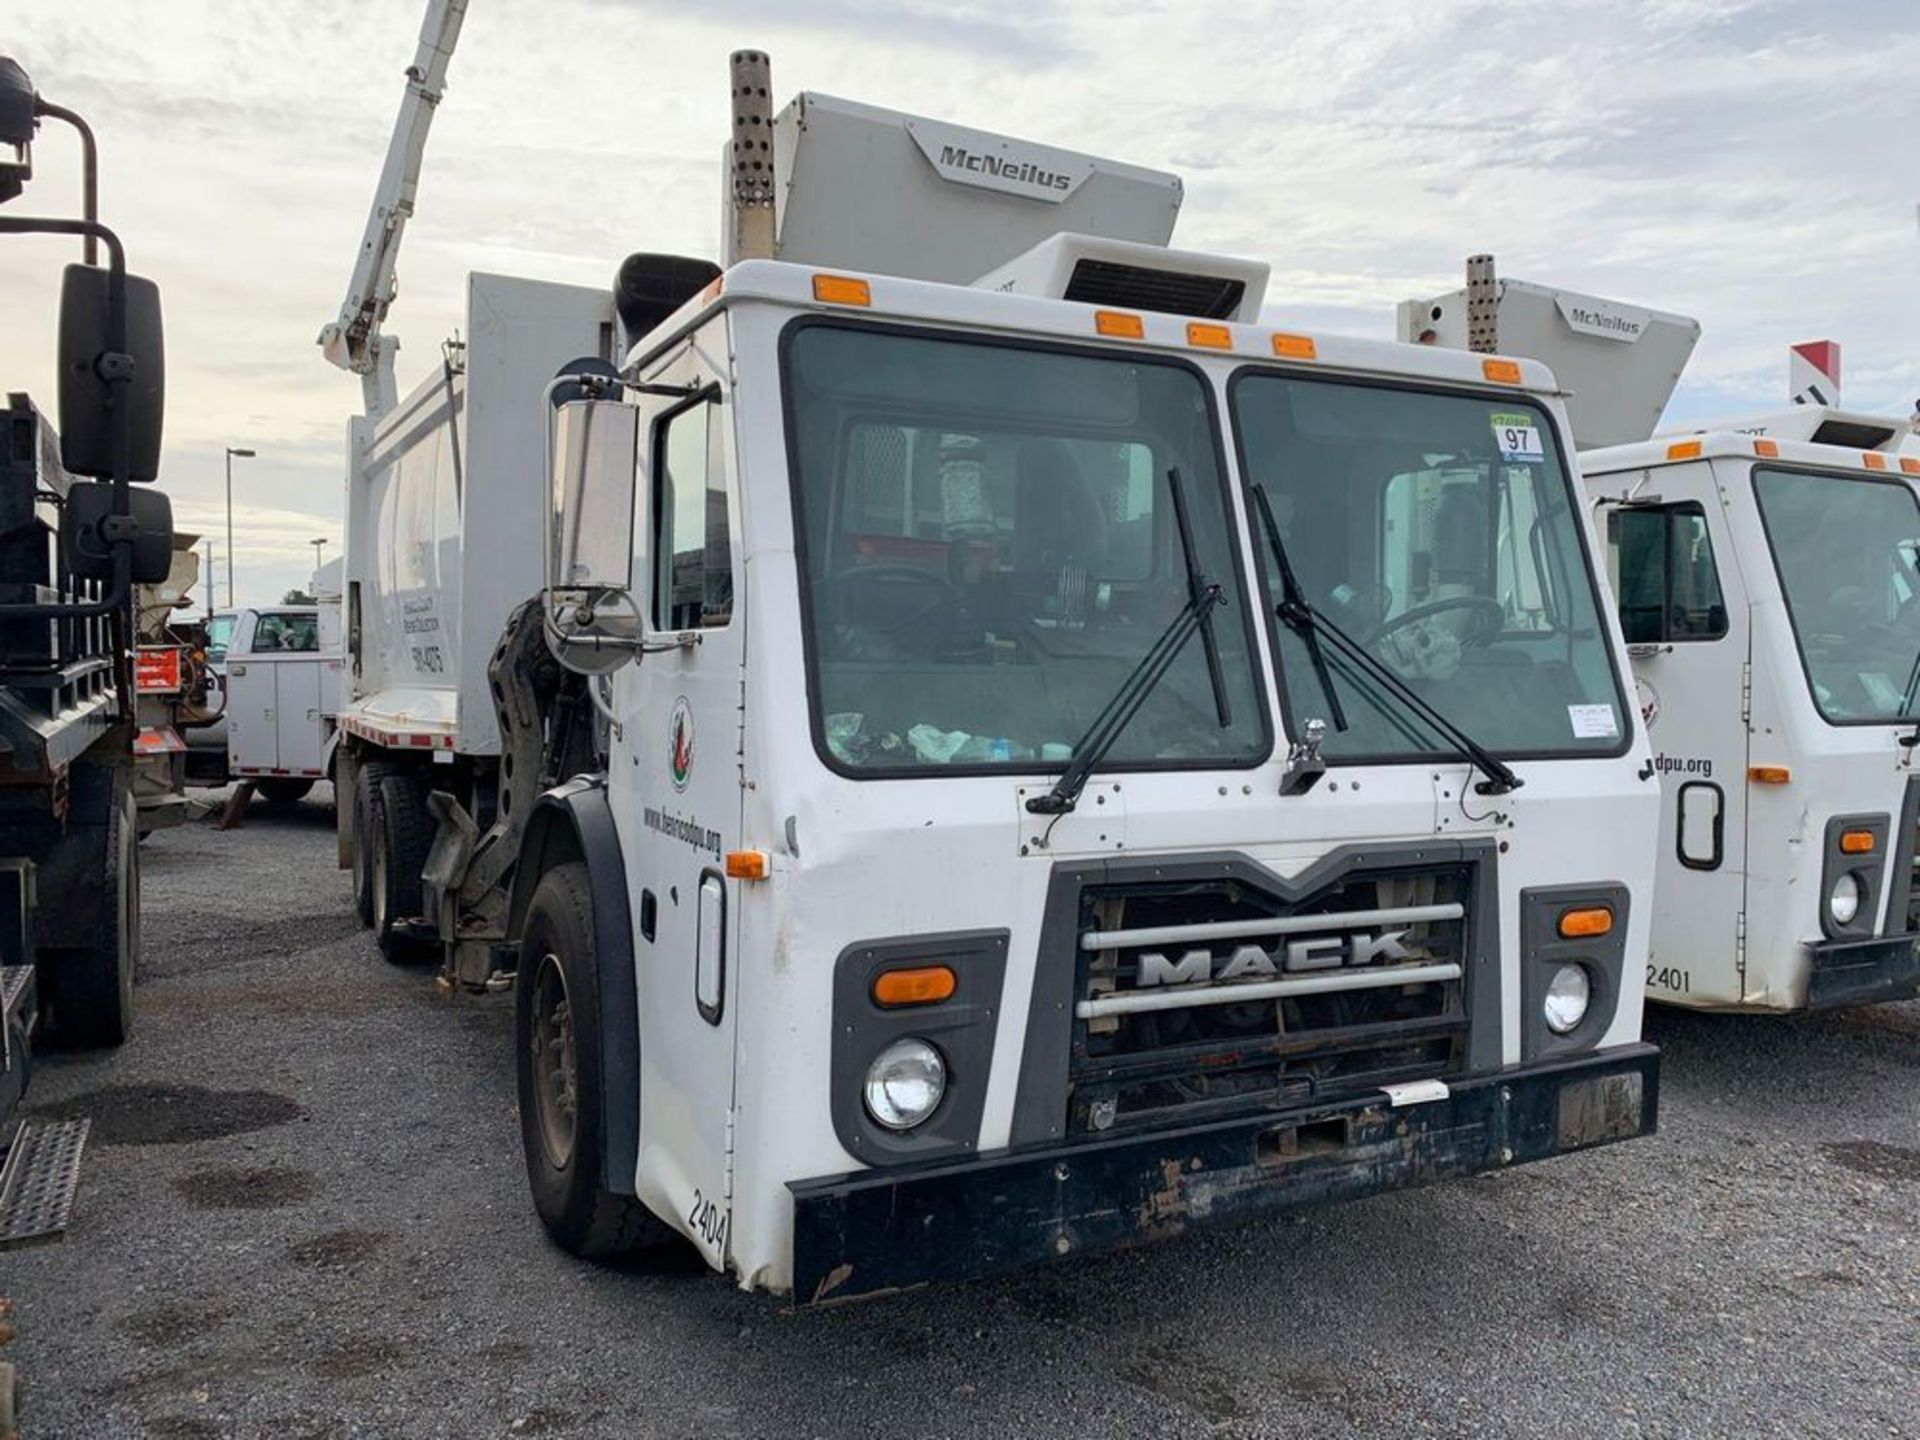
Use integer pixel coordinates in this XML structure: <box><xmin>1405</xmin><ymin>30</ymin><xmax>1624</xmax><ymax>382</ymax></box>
<box><xmin>1748</xmin><ymin>765</ymin><xmax>1791</xmax><ymax>785</ymax></box>
<box><xmin>724</xmin><ymin>850</ymin><xmax>769</xmax><ymax>880</ymax></box>
<box><xmin>1839</xmin><ymin>830</ymin><xmax>1876</xmax><ymax>855</ymax></box>
<box><xmin>1557</xmin><ymin>907</ymin><xmax>1613</xmax><ymax>939</ymax></box>
<box><xmin>871</xmin><ymin>965</ymin><xmax>957</xmax><ymax>1008</ymax></box>
<box><xmin>811</xmin><ymin>274</ymin><xmax>871</xmax><ymax>307</ymax></box>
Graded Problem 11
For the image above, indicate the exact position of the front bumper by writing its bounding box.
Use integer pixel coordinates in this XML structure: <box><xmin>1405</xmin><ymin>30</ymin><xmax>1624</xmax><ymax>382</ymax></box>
<box><xmin>1805</xmin><ymin>935</ymin><xmax>1920</xmax><ymax>1009</ymax></box>
<box><xmin>789</xmin><ymin>1042</ymin><xmax>1658</xmax><ymax>1305</ymax></box>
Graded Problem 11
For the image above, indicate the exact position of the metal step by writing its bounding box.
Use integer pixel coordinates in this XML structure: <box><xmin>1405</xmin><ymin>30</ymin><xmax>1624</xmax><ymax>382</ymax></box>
<box><xmin>0</xmin><ymin>967</ymin><xmax>30</xmax><ymax>1020</ymax></box>
<box><xmin>0</xmin><ymin>1117</ymin><xmax>90</xmax><ymax>1249</ymax></box>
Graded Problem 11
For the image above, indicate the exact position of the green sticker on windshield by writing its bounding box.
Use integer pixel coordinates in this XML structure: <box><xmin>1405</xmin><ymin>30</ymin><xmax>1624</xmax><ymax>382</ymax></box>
<box><xmin>1491</xmin><ymin>411</ymin><xmax>1544</xmax><ymax>462</ymax></box>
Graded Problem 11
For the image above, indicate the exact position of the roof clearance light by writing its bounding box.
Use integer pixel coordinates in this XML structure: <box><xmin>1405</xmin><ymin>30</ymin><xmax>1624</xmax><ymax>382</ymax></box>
<box><xmin>1272</xmin><ymin>333</ymin><xmax>1317</xmax><ymax>360</ymax></box>
<box><xmin>1863</xmin><ymin>453</ymin><xmax>1887</xmax><ymax>471</ymax></box>
<box><xmin>1748</xmin><ymin>765</ymin><xmax>1791</xmax><ymax>785</ymax></box>
<box><xmin>871</xmin><ymin>965</ymin><xmax>958</xmax><ymax>1009</ymax></box>
<box><xmin>811</xmin><ymin>274</ymin><xmax>871</xmax><ymax>307</ymax></box>
<box><xmin>724</xmin><ymin>849</ymin><xmax>770</xmax><ymax>880</ymax></box>
<box><xmin>1187</xmin><ymin>321</ymin><xmax>1232</xmax><ymax>350</ymax></box>
<box><xmin>1667</xmin><ymin>441</ymin><xmax>1704</xmax><ymax>462</ymax></box>
<box><xmin>1839</xmin><ymin>829</ymin><xmax>1876</xmax><ymax>855</ymax></box>
<box><xmin>1753</xmin><ymin>439</ymin><xmax>1780</xmax><ymax>458</ymax></box>
<box><xmin>1095</xmin><ymin>310</ymin><xmax>1145</xmax><ymax>339</ymax></box>
<box><xmin>1481</xmin><ymin>358</ymin><xmax>1523</xmax><ymax>384</ymax></box>
<box><xmin>1557</xmin><ymin>907</ymin><xmax>1614</xmax><ymax>939</ymax></box>
<box><xmin>1901</xmin><ymin>457</ymin><xmax>1920</xmax><ymax>476</ymax></box>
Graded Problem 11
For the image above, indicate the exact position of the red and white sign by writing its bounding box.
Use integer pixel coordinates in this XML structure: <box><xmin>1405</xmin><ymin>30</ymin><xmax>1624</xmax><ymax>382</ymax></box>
<box><xmin>1790</xmin><ymin>340</ymin><xmax>1841</xmax><ymax>409</ymax></box>
<box><xmin>134</xmin><ymin>646</ymin><xmax>185</xmax><ymax>694</ymax></box>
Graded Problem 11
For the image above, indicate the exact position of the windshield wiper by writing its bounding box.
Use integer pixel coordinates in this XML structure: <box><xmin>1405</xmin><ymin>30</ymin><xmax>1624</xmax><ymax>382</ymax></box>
<box><xmin>1026</xmin><ymin>467</ymin><xmax>1230</xmax><ymax>816</ymax></box>
<box><xmin>1248</xmin><ymin>485</ymin><xmax>1522</xmax><ymax>798</ymax></box>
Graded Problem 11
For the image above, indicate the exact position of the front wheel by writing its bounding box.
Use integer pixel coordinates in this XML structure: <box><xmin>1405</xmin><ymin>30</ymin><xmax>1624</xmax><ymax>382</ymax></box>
<box><xmin>369</xmin><ymin>772</ymin><xmax>435</xmax><ymax>965</ymax></box>
<box><xmin>516</xmin><ymin>862</ymin><xmax>677</xmax><ymax>1259</ymax></box>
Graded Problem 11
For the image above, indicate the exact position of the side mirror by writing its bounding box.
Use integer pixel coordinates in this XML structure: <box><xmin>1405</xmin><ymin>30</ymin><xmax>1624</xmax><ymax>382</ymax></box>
<box><xmin>545</xmin><ymin>395</ymin><xmax>641</xmax><ymax>675</ymax></box>
<box><xmin>62</xmin><ymin>481</ymin><xmax>174</xmax><ymax>584</ymax></box>
<box><xmin>58</xmin><ymin>262</ymin><xmax>165</xmax><ymax>482</ymax></box>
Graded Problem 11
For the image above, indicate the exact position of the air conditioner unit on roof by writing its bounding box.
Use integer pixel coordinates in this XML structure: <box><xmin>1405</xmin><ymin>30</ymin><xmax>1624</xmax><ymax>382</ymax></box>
<box><xmin>733</xmin><ymin>92</ymin><xmax>1185</xmax><ymax>285</ymax></box>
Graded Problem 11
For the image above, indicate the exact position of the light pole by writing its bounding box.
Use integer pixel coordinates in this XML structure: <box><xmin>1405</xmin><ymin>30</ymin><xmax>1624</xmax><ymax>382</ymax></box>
<box><xmin>224</xmin><ymin>446</ymin><xmax>255</xmax><ymax>608</ymax></box>
<box><xmin>310</xmin><ymin>537</ymin><xmax>327</xmax><ymax>575</ymax></box>
<box><xmin>201</xmin><ymin>537</ymin><xmax>215</xmax><ymax>621</ymax></box>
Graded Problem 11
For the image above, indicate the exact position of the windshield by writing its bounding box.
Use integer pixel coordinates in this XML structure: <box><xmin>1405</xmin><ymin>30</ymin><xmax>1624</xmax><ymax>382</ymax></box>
<box><xmin>783</xmin><ymin>323</ymin><xmax>1268</xmax><ymax>775</ymax></box>
<box><xmin>205</xmin><ymin>614</ymin><xmax>234</xmax><ymax>664</ymax></box>
<box><xmin>1752</xmin><ymin>466</ymin><xmax>1920</xmax><ymax>724</ymax></box>
<box><xmin>1232</xmin><ymin>374</ymin><xmax>1629</xmax><ymax>759</ymax></box>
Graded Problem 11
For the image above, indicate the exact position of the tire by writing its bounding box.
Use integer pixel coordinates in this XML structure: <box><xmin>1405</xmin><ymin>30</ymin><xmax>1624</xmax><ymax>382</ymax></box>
<box><xmin>349</xmin><ymin>759</ymin><xmax>394</xmax><ymax>929</ymax></box>
<box><xmin>516</xmin><ymin>862</ymin><xmax>676</xmax><ymax>1259</ymax></box>
<box><xmin>40</xmin><ymin>762</ymin><xmax>138</xmax><ymax>1050</ymax></box>
<box><xmin>370</xmin><ymin>770</ymin><xmax>436</xmax><ymax>965</ymax></box>
<box><xmin>256</xmin><ymin>778</ymin><xmax>314</xmax><ymax>806</ymax></box>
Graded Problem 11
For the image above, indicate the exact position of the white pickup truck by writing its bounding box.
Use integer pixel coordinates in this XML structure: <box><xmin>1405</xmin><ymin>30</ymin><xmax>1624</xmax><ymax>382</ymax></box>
<box><xmin>188</xmin><ymin>605</ymin><xmax>344</xmax><ymax>804</ymax></box>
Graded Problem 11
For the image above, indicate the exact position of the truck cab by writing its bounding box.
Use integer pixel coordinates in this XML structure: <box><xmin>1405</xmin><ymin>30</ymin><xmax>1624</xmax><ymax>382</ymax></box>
<box><xmin>522</xmin><ymin>246</ymin><xmax>1663</xmax><ymax>1301</ymax></box>
<box><xmin>1584</xmin><ymin>415</ymin><xmax>1920</xmax><ymax>1011</ymax></box>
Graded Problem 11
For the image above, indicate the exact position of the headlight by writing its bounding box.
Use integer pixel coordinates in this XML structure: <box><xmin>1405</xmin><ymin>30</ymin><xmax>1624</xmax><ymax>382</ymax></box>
<box><xmin>863</xmin><ymin>1038</ymin><xmax>946</xmax><ymax>1131</ymax></box>
<box><xmin>1829</xmin><ymin>872</ymin><xmax>1862</xmax><ymax>926</ymax></box>
<box><xmin>1543</xmin><ymin>964</ymin><xmax>1591</xmax><ymax>1034</ymax></box>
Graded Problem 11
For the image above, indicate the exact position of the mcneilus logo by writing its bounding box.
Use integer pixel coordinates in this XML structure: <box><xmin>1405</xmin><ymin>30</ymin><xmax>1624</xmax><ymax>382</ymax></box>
<box><xmin>937</xmin><ymin>144</ymin><xmax>1072</xmax><ymax>192</ymax></box>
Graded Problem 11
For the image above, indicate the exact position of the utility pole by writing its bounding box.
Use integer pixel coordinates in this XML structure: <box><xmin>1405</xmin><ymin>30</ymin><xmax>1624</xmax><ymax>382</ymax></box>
<box><xmin>224</xmin><ymin>446</ymin><xmax>255</xmax><ymax>608</ymax></box>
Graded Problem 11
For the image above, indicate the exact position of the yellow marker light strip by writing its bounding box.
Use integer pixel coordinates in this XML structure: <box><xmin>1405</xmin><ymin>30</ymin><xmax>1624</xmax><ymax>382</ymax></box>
<box><xmin>1271</xmin><ymin>333</ymin><xmax>1317</xmax><ymax>360</ymax></box>
<box><xmin>1667</xmin><ymin>441</ymin><xmax>1703</xmax><ymax>461</ymax></box>
<box><xmin>1839</xmin><ymin>830</ymin><xmax>1876</xmax><ymax>855</ymax></box>
<box><xmin>1557</xmin><ymin>907</ymin><xmax>1614</xmax><ymax>939</ymax></box>
<box><xmin>811</xmin><ymin>274</ymin><xmax>871</xmax><ymax>307</ymax></box>
<box><xmin>724</xmin><ymin>849</ymin><xmax>770</xmax><ymax>880</ymax></box>
<box><xmin>1748</xmin><ymin>765</ymin><xmax>1791</xmax><ymax>785</ymax></box>
<box><xmin>1187</xmin><ymin>321</ymin><xmax>1233</xmax><ymax>350</ymax></box>
<box><xmin>1095</xmin><ymin>310</ymin><xmax>1145</xmax><ymax>339</ymax></box>
<box><xmin>1863</xmin><ymin>452</ymin><xmax>1888</xmax><ymax>471</ymax></box>
<box><xmin>871</xmin><ymin>965</ymin><xmax>958</xmax><ymax>1008</ymax></box>
<box><xmin>1482</xmin><ymin>358</ymin><xmax>1523</xmax><ymax>384</ymax></box>
<box><xmin>1902</xmin><ymin>458</ymin><xmax>1920</xmax><ymax>476</ymax></box>
<box><xmin>1753</xmin><ymin>439</ymin><xmax>1780</xmax><ymax>458</ymax></box>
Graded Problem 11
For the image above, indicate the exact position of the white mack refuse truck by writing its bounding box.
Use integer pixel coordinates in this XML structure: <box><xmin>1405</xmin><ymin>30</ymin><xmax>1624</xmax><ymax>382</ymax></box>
<box><xmin>324</xmin><ymin>27</ymin><xmax>1662</xmax><ymax>1302</ymax></box>
<box><xmin>1403</xmin><ymin>262</ymin><xmax>1920</xmax><ymax>1013</ymax></box>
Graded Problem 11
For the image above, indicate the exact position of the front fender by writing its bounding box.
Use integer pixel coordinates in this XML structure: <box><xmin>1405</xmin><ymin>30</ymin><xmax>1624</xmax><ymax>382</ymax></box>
<box><xmin>513</xmin><ymin>776</ymin><xmax>640</xmax><ymax>1197</ymax></box>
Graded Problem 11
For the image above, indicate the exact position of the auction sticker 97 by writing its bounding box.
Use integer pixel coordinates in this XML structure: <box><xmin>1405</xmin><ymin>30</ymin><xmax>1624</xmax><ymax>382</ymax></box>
<box><xmin>1491</xmin><ymin>411</ymin><xmax>1545</xmax><ymax>462</ymax></box>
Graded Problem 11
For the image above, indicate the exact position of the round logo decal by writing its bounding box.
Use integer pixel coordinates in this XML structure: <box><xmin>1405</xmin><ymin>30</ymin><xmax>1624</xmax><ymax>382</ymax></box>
<box><xmin>1636</xmin><ymin>676</ymin><xmax>1660</xmax><ymax>731</ymax></box>
<box><xmin>669</xmin><ymin>696</ymin><xmax>695</xmax><ymax>791</ymax></box>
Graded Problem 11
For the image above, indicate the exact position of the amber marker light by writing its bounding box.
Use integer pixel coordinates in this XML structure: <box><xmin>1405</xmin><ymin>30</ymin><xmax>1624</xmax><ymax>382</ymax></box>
<box><xmin>724</xmin><ymin>850</ymin><xmax>770</xmax><ymax>880</ymax></box>
<box><xmin>1902</xmin><ymin>458</ymin><xmax>1920</xmax><ymax>476</ymax></box>
<box><xmin>1271</xmin><ymin>333</ymin><xmax>1317</xmax><ymax>360</ymax></box>
<box><xmin>811</xmin><ymin>274</ymin><xmax>871</xmax><ymax>306</ymax></box>
<box><xmin>1753</xmin><ymin>439</ymin><xmax>1780</xmax><ymax>458</ymax></box>
<box><xmin>1748</xmin><ymin>765</ymin><xmax>1792</xmax><ymax>785</ymax></box>
<box><xmin>1187</xmin><ymin>321</ymin><xmax>1232</xmax><ymax>350</ymax></box>
<box><xmin>1481</xmin><ymin>358</ymin><xmax>1523</xmax><ymax>384</ymax></box>
<box><xmin>1667</xmin><ymin>441</ymin><xmax>1703</xmax><ymax>461</ymax></box>
<box><xmin>1557</xmin><ymin>907</ymin><xmax>1614</xmax><ymax>939</ymax></box>
<box><xmin>1095</xmin><ymin>310</ymin><xmax>1145</xmax><ymax>339</ymax></box>
<box><xmin>1863</xmin><ymin>453</ymin><xmax>1888</xmax><ymax>471</ymax></box>
<box><xmin>871</xmin><ymin>965</ymin><xmax>958</xmax><ymax>1009</ymax></box>
<box><xmin>1839</xmin><ymin>830</ymin><xmax>1877</xmax><ymax>855</ymax></box>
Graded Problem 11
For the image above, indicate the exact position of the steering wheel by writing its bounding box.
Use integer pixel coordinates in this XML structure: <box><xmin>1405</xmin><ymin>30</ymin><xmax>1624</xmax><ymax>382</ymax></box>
<box><xmin>816</xmin><ymin>563</ymin><xmax>956</xmax><ymax>635</ymax></box>
<box><xmin>1363</xmin><ymin>595</ymin><xmax>1506</xmax><ymax>648</ymax></box>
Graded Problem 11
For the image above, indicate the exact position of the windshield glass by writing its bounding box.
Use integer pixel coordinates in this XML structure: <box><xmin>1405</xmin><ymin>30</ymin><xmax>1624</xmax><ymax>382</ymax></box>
<box><xmin>1232</xmin><ymin>374</ymin><xmax>1628</xmax><ymax>758</ymax></box>
<box><xmin>783</xmin><ymin>324</ymin><xmax>1268</xmax><ymax>774</ymax></box>
<box><xmin>1752</xmin><ymin>466</ymin><xmax>1920</xmax><ymax>724</ymax></box>
<box><xmin>205</xmin><ymin>614</ymin><xmax>234</xmax><ymax>664</ymax></box>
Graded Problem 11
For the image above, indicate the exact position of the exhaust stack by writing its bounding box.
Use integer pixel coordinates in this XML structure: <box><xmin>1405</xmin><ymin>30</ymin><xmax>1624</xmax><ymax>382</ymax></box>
<box><xmin>727</xmin><ymin>50</ymin><xmax>776</xmax><ymax>265</ymax></box>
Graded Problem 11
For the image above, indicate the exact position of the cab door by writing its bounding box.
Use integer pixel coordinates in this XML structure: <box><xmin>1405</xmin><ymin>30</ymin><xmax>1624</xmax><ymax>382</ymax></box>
<box><xmin>1599</xmin><ymin>472</ymin><xmax>1751</xmax><ymax>1004</ymax></box>
<box><xmin>609</xmin><ymin>326</ymin><xmax>744</xmax><ymax>1266</ymax></box>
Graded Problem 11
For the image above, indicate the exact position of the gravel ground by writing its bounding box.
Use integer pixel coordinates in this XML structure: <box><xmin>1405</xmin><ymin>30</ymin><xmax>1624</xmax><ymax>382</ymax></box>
<box><xmin>4</xmin><ymin>786</ymin><xmax>1916</xmax><ymax>1439</ymax></box>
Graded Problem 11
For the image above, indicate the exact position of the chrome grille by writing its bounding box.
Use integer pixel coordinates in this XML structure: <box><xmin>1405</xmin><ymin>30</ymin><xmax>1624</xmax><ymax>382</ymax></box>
<box><xmin>1068</xmin><ymin>860</ymin><xmax>1477</xmax><ymax>1134</ymax></box>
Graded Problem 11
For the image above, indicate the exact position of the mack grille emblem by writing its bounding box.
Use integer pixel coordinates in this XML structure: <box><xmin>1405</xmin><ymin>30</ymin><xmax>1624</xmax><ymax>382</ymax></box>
<box><xmin>1133</xmin><ymin>929</ymin><xmax>1418</xmax><ymax>987</ymax></box>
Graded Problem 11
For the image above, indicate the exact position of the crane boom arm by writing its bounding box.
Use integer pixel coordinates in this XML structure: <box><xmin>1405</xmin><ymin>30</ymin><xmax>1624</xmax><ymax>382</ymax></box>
<box><xmin>317</xmin><ymin>0</ymin><xmax>467</xmax><ymax>417</ymax></box>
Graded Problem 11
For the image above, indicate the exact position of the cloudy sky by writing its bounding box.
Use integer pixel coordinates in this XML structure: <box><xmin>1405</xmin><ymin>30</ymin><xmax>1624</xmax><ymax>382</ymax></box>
<box><xmin>2</xmin><ymin>0</ymin><xmax>1915</xmax><ymax>607</ymax></box>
